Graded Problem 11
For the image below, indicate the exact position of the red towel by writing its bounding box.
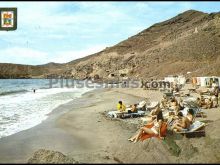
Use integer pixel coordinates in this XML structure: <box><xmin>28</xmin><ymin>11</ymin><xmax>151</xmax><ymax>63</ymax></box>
<box><xmin>140</xmin><ymin>122</ymin><xmax>167</xmax><ymax>141</ymax></box>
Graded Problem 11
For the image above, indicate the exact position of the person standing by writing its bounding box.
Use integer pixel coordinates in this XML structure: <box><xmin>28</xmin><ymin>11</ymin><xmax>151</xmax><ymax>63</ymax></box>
<box><xmin>214</xmin><ymin>86</ymin><xmax>219</xmax><ymax>105</ymax></box>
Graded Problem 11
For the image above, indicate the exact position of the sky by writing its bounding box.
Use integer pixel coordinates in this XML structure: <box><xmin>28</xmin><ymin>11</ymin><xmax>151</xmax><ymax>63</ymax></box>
<box><xmin>0</xmin><ymin>1</ymin><xmax>220</xmax><ymax>65</ymax></box>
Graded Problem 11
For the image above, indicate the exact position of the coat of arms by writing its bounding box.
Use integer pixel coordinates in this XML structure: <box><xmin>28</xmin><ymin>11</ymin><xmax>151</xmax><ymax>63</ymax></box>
<box><xmin>0</xmin><ymin>8</ymin><xmax>17</xmax><ymax>31</ymax></box>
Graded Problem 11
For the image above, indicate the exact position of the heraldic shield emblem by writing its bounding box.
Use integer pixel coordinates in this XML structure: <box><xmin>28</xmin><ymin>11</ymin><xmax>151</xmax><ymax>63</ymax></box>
<box><xmin>0</xmin><ymin>8</ymin><xmax>17</xmax><ymax>31</ymax></box>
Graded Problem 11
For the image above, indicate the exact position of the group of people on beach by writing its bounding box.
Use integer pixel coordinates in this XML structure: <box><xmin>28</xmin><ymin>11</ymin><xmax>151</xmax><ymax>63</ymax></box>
<box><xmin>196</xmin><ymin>86</ymin><xmax>219</xmax><ymax>109</ymax></box>
<box><xmin>115</xmin><ymin>80</ymin><xmax>220</xmax><ymax>143</ymax></box>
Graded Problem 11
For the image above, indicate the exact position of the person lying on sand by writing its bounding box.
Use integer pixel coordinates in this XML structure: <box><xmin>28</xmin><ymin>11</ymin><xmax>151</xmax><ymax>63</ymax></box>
<box><xmin>128</xmin><ymin>111</ymin><xmax>164</xmax><ymax>143</ymax></box>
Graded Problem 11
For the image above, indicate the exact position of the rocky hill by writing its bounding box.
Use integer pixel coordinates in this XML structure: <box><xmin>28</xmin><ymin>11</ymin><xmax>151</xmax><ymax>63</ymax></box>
<box><xmin>1</xmin><ymin>9</ymin><xmax>220</xmax><ymax>79</ymax></box>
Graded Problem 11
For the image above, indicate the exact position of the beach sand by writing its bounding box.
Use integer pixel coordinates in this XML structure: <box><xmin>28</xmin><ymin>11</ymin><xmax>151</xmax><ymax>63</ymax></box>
<box><xmin>0</xmin><ymin>87</ymin><xmax>220</xmax><ymax>163</ymax></box>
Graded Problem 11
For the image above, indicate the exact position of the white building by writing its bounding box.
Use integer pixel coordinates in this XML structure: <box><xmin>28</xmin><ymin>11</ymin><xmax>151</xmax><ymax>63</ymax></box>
<box><xmin>164</xmin><ymin>75</ymin><xmax>186</xmax><ymax>85</ymax></box>
<box><xmin>195</xmin><ymin>76</ymin><xmax>220</xmax><ymax>87</ymax></box>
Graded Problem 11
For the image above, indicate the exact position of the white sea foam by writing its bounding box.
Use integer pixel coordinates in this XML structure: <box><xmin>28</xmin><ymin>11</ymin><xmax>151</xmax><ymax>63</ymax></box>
<box><xmin>0</xmin><ymin>83</ymin><xmax>93</xmax><ymax>138</ymax></box>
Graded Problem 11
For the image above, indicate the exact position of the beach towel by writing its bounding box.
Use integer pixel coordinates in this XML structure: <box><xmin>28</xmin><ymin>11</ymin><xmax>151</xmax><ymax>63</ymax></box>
<box><xmin>122</xmin><ymin>110</ymin><xmax>145</xmax><ymax>118</ymax></box>
<box><xmin>138</xmin><ymin>101</ymin><xmax>147</xmax><ymax>108</ymax></box>
<box><xmin>146</xmin><ymin>101</ymin><xmax>159</xmax><ymax>111</ymax></box>
<box><xmin>107</xmin><ymin>111</ymin><xmax>122</xmax><ymax>118</ymax></box>
<box><xmin>139</xmin><ymin>122</ymin><xmax>167</xmax><ymax>141</ymax></box>
<box><xmin>107</xmin><ymin>110</ymin><xmax>145</xmax><ymax>119</ymax></box>
<box><xmin>137</xmin><ymin>101</ymin><xmax>147</xmax><ymax>111</ymax></box>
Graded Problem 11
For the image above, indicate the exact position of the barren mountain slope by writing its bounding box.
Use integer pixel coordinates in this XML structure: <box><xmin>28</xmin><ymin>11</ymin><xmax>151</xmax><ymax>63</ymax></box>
<box><xmin>1</xmin><ymin>10</ymin><xmax>220</xmax><ymax>79</ymax></box>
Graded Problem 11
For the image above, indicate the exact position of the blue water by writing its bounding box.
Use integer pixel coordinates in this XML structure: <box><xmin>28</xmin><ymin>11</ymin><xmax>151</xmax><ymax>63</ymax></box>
<box><xmin>0</xmin><ymin>79</ymin><xmax>93</xmax><ymax>138</ymax></box>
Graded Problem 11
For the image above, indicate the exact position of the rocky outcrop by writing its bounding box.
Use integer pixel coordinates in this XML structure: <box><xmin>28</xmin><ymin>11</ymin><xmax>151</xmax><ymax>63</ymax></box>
<box><xmin>27</xmin><ymin>149</ymin><xmax>78</xmax><ymax>163</ymax></box>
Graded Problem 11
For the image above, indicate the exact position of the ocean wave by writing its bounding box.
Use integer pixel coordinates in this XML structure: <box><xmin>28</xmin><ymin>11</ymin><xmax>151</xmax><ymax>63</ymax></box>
<box><xmin>0</xmin><ymin>89</ymin><xmax>28</xmax><ymax>96</ymax></box>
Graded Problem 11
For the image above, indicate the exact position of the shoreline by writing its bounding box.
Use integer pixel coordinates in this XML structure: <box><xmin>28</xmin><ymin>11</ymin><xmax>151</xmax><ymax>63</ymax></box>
<box><xmin>0</xmin><ymin>87</ymin><xmax>220</xmax><ymax>163</ymax></box>
<box><xmin>0</xmin><ymin>88</ymin><xmax>145</xmax><ymax>163</ymax></box>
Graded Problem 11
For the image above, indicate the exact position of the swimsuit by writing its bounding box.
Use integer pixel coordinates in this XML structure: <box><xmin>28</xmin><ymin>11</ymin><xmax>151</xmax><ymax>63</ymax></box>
<box><xmin>151</xmin><ymin>121</ymin><xmax>159</xmax><ymax>134</ymax></box>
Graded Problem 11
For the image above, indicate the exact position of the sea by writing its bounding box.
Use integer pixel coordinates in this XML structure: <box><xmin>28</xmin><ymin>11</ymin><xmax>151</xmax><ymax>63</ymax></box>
<box><xmin>0</xmin><ymin>79</ymin><xmax>94</xmax><ymax>138</ymax></box>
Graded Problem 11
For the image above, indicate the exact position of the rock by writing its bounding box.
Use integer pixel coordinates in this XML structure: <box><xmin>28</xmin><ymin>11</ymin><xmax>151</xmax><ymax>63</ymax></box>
<box><xmin>27</xmin><ymin>149</ymin><xmax>78</xmax><ymax>164</ymax></box>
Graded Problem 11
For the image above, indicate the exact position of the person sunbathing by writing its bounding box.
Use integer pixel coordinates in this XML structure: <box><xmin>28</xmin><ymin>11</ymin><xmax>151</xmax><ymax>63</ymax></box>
<box><xmin>196</xmin><ymin>97</ymin><xmax>202</xmax><ymax>107</ymax></box>
<box><xmin>148</xmin><ymin>105</ymin><xmax>162</xmax><ymax>120</ymax></box>
<box><xmin>140</xmin><ymin>105</ymin><xmax>161</xmax><ymax>124</ymax></box>
<box><xmin>212</xmin><ymin>96</ymin><xmax>218</xmax><ymax>108</ymax></box>
<box><xmin>171</xmin><ymin>109</ymin><xmax>194</xmax><ymax>132</ymax></box>
<box><xmin>169</xmin><ymin>97</ymin><xmax>178</xmax><ymax>107</ymax></box>
<box><xmin>168</xmin><ymin>97</ymin><xmax>179</xmax><ymax>115</ymax></box>
<box><xmin>207</xmin><ymin>98</ymin><xmax>213</xmax><ymax>109</ymax></box>
<box><xmin>128</xmin><ymin>111</ymin><xmax>164</xmax><ymax>143</ymax></box>
<box><xmin>128</xmin><ymin>104</ymin><xmax>138</xmax><ymax>113</ymax></box>
<box><xmin>161</xmin><ymin>94</ymin><xmax>169</xmax><ymax>109</ymax></box>
<box><xmin>131</xmin><ymin>104</ymin><xmax>138</xmax><ymax>113</ymax></box>
<box><xmin>178</xmin><ymin>98</ymin><xmax>184</xmax><ymax>111</ymax></box>
<box><xmin>201</xmin><ymin>98</ymin><xmax>213</xmax><ymax>109</ymax></box>
<box><xmin>185</xmin><ymin>108</ymin><xmax>195</xmax><ymax>124</ymax></box>
<box><xmin>167</xmin><ymin>111</ymin><xmax>183</xmax><ymax>129</ymax></box>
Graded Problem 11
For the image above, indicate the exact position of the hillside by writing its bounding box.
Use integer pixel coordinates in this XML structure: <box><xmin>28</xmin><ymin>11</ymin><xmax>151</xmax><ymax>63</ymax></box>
<box><xmin>1</xmin><ymin>9</ymin><xmax>220</xmax><ymax>79</ymax></box>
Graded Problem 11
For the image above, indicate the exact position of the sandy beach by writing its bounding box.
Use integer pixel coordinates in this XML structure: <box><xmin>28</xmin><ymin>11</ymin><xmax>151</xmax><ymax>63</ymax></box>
<box><xmin>0</xmin><ymin>87</ymin><xmax>220</xmax><ymax>163</ymax></box>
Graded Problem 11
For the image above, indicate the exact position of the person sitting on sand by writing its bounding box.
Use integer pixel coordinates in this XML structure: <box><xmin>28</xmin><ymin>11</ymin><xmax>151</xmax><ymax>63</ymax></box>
<box><xmin>131</xmin><ymin>104</ymin><xmax>138</xmax><ymax>113</ymax></box>
<box><xmin>171</xmin><ymin>108</ymin><xmax>194</xmax><ymax>132</ymax></box>
<box><xmin>203</xmin><ymin>98</ymin><xmax>213</xmax><ymax>109</ymax></box>
<box><xmin>168</xmin><ymin>97</ymin><xmax>179</xmax><ymax>115</ymax></box>
<box><xmin>148</xmin><ymin>104</ymin><xmax>162</xmax><ymax>120</ymax></box>
<box><xmin>196</xmin><ymin>97</ymin><xmax>202</xmax><ymax>107</ymax></box>
<box><xmin>212</xmin><ymin>96</ymin><xmax>218</xmax><ymax>108</ymax></box>
<box><xmin>169</xmin><ymin>97</ymin><xmax>178</xmax><ymax>107</ymax></box>
<box><xmin>127</xmin><ymin>104</ymin><xmax>138</xmax><ymax>113</ymax></box>
<box><xmin>172</xmin><ymin>82</ymin><xmax>179</xmax><ymax>93</ymax></box>
<box><xmin>198</xmin><ymin>96</ymin><xmax>212</xmax><ymax>109</ymax></box>
<box><xmin>178</xmin><ymin>98</ymin><xmax>184</xmax><ymax>111</ymax></box>
<box><xmin>161</xmin><ymin>94</ymin><xmax>169</xmax><ymax>109</ymax></box>
<box><xmin>128</xmin><ymin>111</ymin><xmax>165</xmax><ymax>143</ymax></box>
<box><xmin>117</xmin><ymin>101</ymin><xmax>126</xmax><ymax>112</ymax></box>
<box><xmin>185</xmin><ymin>108</ymin><xmax>195</xmax><ymax>124</ymax></box>
<box><xmin>208</xmin><ymin>98</ymin><xmax>213</xmax><ymax>108</ymax></box>
<box><xmin>167</xmin><ymin>111</ymin><xmax>183</xmax><ymax>129</ymax></box>
<box><xmin>140</xmin><ymin>105</ymin><xmax>162</xmax><ymax>124</ymax></box>
<box><xmin>211</xmin><ymin>81</ymin><xmax>218</xmax><ymax>93</ymax></box>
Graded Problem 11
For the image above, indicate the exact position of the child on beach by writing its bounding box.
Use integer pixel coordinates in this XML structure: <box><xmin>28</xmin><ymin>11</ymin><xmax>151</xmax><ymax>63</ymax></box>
<box><xmin>117</xmin><ymin>101</ymin><xmax>126</xmax><ymax>112</ymax></box>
